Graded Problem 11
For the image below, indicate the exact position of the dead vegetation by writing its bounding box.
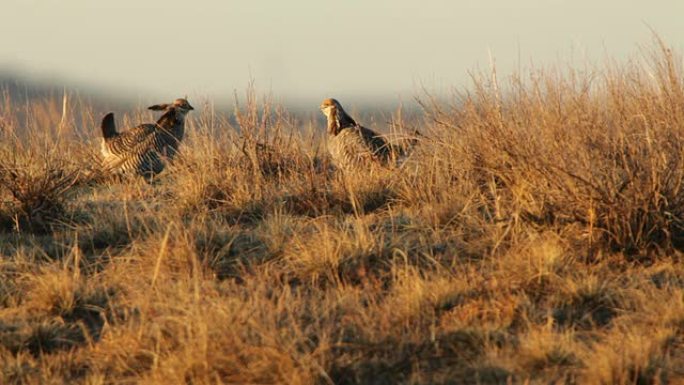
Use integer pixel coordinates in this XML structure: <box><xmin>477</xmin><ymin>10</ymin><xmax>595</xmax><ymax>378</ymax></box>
<box><xmin>2</xmin><ymin>43</ymin><xmax>684</xmax><ymax>384</ymax></box>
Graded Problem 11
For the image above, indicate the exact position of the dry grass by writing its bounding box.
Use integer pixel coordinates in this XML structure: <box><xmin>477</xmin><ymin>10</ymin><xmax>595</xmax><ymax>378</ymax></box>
<box><xmin>3</xmin><ymin>43</ymin><xmax>684</xmax><ymax>384</ymax></box>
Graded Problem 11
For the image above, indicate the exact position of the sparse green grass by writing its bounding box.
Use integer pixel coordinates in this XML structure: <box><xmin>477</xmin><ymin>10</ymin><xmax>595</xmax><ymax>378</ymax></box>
<box><xmin>2</xmin><ymin>43</ymin><xmax>684</xmax><ymax>384</ymax></box>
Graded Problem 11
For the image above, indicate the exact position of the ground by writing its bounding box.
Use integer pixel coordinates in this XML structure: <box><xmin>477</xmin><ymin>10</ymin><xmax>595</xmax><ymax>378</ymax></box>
<box><xmin>1</xmin><ymin>46</ymin><xmax>684</xmax><ymax>384</ymax></box>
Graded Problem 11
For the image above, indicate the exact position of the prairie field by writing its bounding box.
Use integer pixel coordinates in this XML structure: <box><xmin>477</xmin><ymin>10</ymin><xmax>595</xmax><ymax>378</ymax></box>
<box><xmin>3</xmin><ymin>44</ymin><xmax>684</xmax><ymax>384</ymax></box>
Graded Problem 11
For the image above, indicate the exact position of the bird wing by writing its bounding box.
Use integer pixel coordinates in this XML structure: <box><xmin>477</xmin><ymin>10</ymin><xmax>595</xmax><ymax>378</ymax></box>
<box><xmin>101</xmin><ymin>123</ymin><xmax>167</xmax><ymax>176</ymax></box>
<box><xmin>329</xmin><ymin>126</ymin><xmax>391</xmax><ymax>168</ymax></box>
<box><xmin>104</xmin><ymin>123</ymin><xmax>157</xmax><ymax>156</ymax></box>
<box><xmin>356</xmin><ymin>125</ymin><xmax>392</xmax><ymax>163</ymax></box>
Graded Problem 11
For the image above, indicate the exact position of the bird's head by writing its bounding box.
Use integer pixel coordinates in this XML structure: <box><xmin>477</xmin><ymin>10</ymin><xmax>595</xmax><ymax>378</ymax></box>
<box><xmin>320</xmin><ymin>98</ymin><xmax>341</xmax><ymax>119</ymax></box>
<box><xmin>172</xmin><ymin>98</ymin><xmax>194</xmax><ymax>113</ymax></box>
<box><xmin>321</xmin><ymin>98</ymin><xmax>358</xmax><ymax>135</ymax></box>
<box><xmin>148</xmin><ymin>97</ymin><xmax>194</xmax><ymax>114</ymax></box>
<box><xmin>321</xmin><ymin>98</ymin><xmax>353</xmax><ymax>135</ymax></box>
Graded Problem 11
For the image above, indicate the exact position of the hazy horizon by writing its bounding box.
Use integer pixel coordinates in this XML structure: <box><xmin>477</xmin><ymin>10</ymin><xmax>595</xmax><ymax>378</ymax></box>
<box><xmin>2</xmin><ymin>0</ymin><xmax>683</xmax><ymax>107</ymax></box>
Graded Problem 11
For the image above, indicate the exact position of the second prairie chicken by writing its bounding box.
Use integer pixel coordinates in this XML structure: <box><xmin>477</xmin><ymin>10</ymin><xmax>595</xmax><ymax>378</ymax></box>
<box><xmin>100</xmin><ymin>98</ymin><xmax>194</xmax><ymax>179</ymax></box>
<box><xmin>320</xmin><ymin>98</ymin><xmax>414</xmax><ymax>170</ymax></box>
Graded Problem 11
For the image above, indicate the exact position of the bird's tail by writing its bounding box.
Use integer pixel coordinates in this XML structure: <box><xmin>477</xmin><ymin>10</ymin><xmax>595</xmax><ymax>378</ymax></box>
<box><xmin>101</xmin><ymin>113</ymin><xmax>117</xmax><ymax>139</ymax></box>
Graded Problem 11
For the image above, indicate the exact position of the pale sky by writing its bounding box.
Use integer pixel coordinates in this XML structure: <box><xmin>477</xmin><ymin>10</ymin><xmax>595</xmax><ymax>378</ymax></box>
<box><xmin>2</xmin><ymin>0</ymin><xmax>683</xmax><ymax>106</ymax></box>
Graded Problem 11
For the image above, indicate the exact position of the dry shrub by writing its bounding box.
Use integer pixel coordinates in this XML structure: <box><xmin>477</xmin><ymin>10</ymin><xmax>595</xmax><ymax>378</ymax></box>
<box><xmin>169</xmin><ymin>88</ymin><xmax>322</xmax><ymax>221</ymax></box>
<box><xmin>233</xmin><ymin>85</ymin><xmax>317</xmax><ymax>180</ymax></box>
<box><xmin>0</xmin><ymin>150</ymin><xmax>81</xmax><ymax>234</ymax></box>
<box><xmin>419</xmin><ymin>42</ymin><xmax>684</xmax><ymax>257</ymax></box>
<box><xmin>5</xmin><ymin>42</ymin><xmax>684</xmax><ymax>384</ymax></box>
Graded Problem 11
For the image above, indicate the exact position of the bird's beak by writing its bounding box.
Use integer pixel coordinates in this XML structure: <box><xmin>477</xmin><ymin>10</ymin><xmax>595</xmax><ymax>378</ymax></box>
<box><xmin>188</xmin><ymin>104</ymin><xmax>194</xmax><ymax>110</ymax></box>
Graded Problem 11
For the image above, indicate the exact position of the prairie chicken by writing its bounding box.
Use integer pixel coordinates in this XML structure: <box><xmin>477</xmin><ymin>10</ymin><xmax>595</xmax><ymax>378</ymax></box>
<box><xmin>100</xmin><ymin>98</ymin><xmax>194</xmax><ymax>179</ymax></box>
<box><xmin>320</xmin><ymin>98</ymin><xmax>414</xmax><ymax>170</ymax></box>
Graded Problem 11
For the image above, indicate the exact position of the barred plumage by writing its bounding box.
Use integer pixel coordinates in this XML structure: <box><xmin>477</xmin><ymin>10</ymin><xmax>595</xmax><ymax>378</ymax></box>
<box><xmin>100</xmin><ymin>98</ymin><xmax>194</xmax><ymax>179</ymax></box>
<box><xmin>320</xmin><ymin>98</ymin><xmax>401</xmax><ymax>170</ymax></box>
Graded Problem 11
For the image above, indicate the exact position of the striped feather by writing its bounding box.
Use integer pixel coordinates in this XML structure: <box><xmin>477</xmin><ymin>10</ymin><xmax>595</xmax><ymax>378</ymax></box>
<box><xmin>327</xmin><ymin>126</ymin><xmax>392</xmax><ymax>170</ymax></box>
<box><xmin>99</xmin><ymin>105</ymin><xmax>189</xmax><ymax>179</ymax></box>
<box><xmin>321</xmin><ymin>98</ymin><xmax>398</xmax><ymax>170</ymax></box>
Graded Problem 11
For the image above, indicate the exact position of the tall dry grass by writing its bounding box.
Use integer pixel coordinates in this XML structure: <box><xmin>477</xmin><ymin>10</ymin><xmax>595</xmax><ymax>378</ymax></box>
<box><xmin>2</xmin><ymin>43</ymin><xmax>684</xmax><ymax>384</ymax></box>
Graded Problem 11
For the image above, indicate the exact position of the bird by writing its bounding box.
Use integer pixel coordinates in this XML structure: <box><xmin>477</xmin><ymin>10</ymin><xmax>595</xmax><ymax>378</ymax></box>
<box><xmin>320</xmin><ymin>98</ymin><xmax>414</xmax><ymax>170</ymax></box>
<box><xmin>99</xmin><ymin>98</ymin><xmax>194</xmax><ymax>180</ymax></box>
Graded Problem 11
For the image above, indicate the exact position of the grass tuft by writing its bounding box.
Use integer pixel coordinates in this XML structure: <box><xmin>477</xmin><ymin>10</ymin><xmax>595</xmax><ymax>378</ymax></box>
<box><xmin>3</xmin><ymin>42</ymin><xmax>684</xmax><ymax>383</ymax></box>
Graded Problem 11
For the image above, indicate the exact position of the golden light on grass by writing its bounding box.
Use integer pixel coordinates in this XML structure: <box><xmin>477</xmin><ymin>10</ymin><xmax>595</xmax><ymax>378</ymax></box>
<box><xmin>2</xmin><ymin>41</ymin><xmax>684</xmax><ymax>383</ymax></box>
